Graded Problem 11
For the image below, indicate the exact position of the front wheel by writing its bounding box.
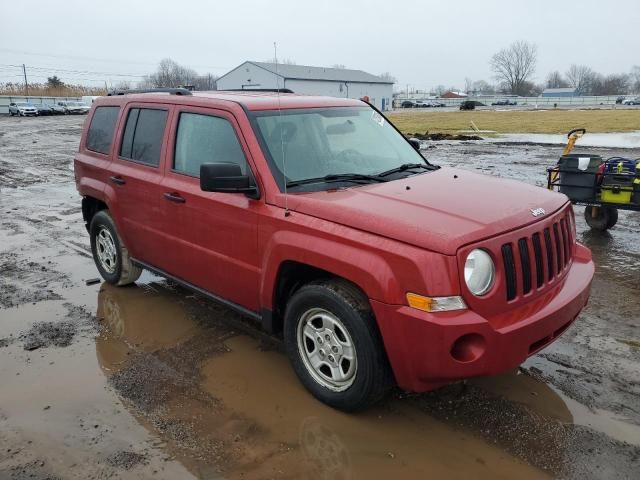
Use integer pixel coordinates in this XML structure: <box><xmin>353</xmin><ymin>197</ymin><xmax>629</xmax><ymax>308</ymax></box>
<box><xmin>584</xmin><ymin>206</ymin><xmax>618</xmax><ymax>231</ymax></box>
<box><xmin>89</xmin><ymin>210</ymin><xmax>142</xmax><ymax>286</ymax></box>
<box><xmin>284</xmin><ymin>280</ymin><xmax>393</xmax><ymax>411</ymax></box>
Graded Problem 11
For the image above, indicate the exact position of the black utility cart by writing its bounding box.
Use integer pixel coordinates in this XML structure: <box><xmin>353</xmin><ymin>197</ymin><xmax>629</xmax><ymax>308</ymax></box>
<box><xmin>547</xmin><ymin>129</ymin><xmax>640</xmax><ymax>231</ymax></box>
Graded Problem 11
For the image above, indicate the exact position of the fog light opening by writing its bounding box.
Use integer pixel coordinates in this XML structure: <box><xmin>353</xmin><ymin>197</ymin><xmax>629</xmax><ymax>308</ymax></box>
<box><xmin>450</xmin><ymin>333</ymin><xmax>486</xmax><ymax>363</ymax></box>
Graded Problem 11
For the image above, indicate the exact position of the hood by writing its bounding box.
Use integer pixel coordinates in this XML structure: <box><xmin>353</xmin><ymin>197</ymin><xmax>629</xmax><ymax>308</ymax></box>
<box><xmin>287</xmin><ymin>167</ymin><xmax>568</xmax><ymax>255</ymax></box>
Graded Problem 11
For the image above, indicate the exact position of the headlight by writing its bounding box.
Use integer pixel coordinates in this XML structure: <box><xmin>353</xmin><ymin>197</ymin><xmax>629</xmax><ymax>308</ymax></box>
<box><xmin>464</xmin><ymin>249</ymin><xmax>495</xmax><ymax>296</ymax></box>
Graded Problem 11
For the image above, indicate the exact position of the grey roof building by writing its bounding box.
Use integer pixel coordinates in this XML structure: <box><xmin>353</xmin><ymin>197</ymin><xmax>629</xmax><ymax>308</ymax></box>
<box><xmin>216</xmin><ymin>61</ymin><xmax>394</xmax><ymax>111</ymax></box>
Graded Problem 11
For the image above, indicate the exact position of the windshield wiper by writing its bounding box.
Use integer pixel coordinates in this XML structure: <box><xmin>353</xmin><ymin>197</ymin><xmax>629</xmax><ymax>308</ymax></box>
<box><xmin>376</xmin><ymin>163</ymin><xmax>432</xmax><ymax>178</ymax></box>
<box><xmin>286</xmin><ymin>173</ymin><xmax>388</xmax><ymax>188</ymax></box>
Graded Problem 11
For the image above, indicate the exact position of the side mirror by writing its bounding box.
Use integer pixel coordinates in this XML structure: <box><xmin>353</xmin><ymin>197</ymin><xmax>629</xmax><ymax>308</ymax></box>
<box><xmin>408</xmin><ymin>138</ymin><xmax>421</xmax><ymax>152</ymax></box>
<box><xmin>200</xmin><ymin>162</ymin><xmax>258</xmax><ymax>196</ymax></box>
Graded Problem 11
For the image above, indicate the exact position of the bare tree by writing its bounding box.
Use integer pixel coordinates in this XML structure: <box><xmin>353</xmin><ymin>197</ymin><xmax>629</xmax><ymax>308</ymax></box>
<box><xmin>431</xmin><ymin>85</ymin><xmax>447</xmax><ymax>96</ymax></box>
<box><xmin>471</xmin><ymin>80</ymin><xmax>495</xmax><ymax>94</ymax></box>
<box><xmin>590</xmin><ymin>73</ymin><xmax>629</xmax><ymax>95</ymax></box>
<box><xmin>265</xmin><ymin>57</ymin><xmax>296</xmax><ymax>65</ymax></box>
<box><xmin>545</xmin><ymin>71</ymin><xmax>568</xmax><ymax>89</ymax></box>
<box><xmin>490</xmin><ymin>40</ymin><xmax>537</xmax><ymax>95</ymax></box>
<box><xmin>140</xmin><ymin>58</ymin><xmax>199</xmax><ymax>88</ymax></box>
<box><xmin>565</xmin><ymin>64</ymin><xmax>594</xmax><ymax>95</ymax></box>
<box><xmin>193</xmin><ymin>73</ymin><xmax>218</xmax><ymax>91</ymax></box>
<box><xmin>114</xmin><ymin>80</ymin><xmax>133</xmax><ymax>90</ymax></box>
<box><xmin>464</xmin><ymin>77</ymin><xmax>473</xmax><ymax>94</ymax></box>
<box><xmin>630</xmin><ymin>65</ymin><xmax>640</xmax><ymax>93</ymax></box>
<box><xmin>378</xmin><ymin>72</ymin><xmax>396</xmax><ymax>83</ymax></box>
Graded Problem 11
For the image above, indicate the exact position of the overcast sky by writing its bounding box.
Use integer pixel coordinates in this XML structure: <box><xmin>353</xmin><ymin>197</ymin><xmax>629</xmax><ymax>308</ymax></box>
<box><xmin>1</xmin><ymin>0</ymin><xmax>638</xmax><ymax>91</ymax></box>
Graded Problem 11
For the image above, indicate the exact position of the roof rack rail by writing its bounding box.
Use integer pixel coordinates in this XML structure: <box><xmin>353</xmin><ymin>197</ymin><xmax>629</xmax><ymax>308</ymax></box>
<box><xmin>219</xmin><ymin>88</ymin><xmax>294</xmax><ymax>94</ymax></box>
<box><xmin>107</xmin><ymin>88</ymin><xmax>193</xmax><ymax>96</ymax></box>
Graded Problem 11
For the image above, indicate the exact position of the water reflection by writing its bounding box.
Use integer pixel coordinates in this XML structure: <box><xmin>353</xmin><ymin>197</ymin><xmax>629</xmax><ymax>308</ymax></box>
<box><xmin>95</xmin><ymin>282</ymin><xmax>581</xmax><ymax>479</ymax></box>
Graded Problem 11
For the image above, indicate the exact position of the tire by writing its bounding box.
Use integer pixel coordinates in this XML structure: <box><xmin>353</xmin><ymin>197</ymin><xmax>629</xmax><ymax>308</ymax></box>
<box><xmin>584</xmin><ymin>206</ymin><xmax>617</xmax><ymax>231</ymax></box>
<box><xmin>89</xmin><ymin>210</ymin><xmax>142</xmax><ymax>286</ymax></box>
<box><xmin>284</xmin><ymin>279</ymin><xmax>393</xmax><ymax>411</ymax></box>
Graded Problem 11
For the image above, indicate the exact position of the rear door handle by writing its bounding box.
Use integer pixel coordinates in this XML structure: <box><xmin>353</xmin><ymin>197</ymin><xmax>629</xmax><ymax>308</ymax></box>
<box><xmin>110</xmin><ymin>175</ymin><xmax>126</xmax><ymax>185</ymax></box>
<box><xmin>164</xmin><ymin>192</ymin><xmax>186</xmax><ymax>204</ymax></box>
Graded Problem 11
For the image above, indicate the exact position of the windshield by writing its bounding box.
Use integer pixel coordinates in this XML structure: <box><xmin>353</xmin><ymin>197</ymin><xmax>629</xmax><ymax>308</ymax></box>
<box><xmin>254</xmin><ymin>107</ymin><xmax>431</xmax><ymax>191</ymax></box>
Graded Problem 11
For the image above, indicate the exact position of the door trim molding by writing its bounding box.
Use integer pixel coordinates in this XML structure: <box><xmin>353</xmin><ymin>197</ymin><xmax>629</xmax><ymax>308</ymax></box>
<box><xmin>131</xmin><ymin>258</ymin><xmax>262</xmax><ymax>321</ymax></box>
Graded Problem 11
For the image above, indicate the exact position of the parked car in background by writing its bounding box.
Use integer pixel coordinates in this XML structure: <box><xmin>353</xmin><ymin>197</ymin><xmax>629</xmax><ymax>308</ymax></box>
<box><xmin>491</xmin><ymin>100</ymin><xmax>518</xmax><ymax>106</ymax></box>
<box><xmin>35</xmin><ymin>104</ymin><xmax>55</xmax><ymax>116</ymax></box>
<box><xmin>429</xmin><ymin>101</ymin><xmax>446</xmax><ymax>107</ymax></box>
<box><xmin>401</xmin><ymin>100</ymin><xmax>415</xmax><ymax>108</ymax></box>
<box><xmin>57</xmin><ymin>101</ymin><xmax>91</xmax><ymax>114</ymax></box>
<box><xmin>460</xmin><ymin>100</ymin><xmax>487</xmax><ymax>110</ymax></box>
<box><xmin>622</xmin><ymin>97</ymin><xmax>640</xmax><ymax>105</ymax></box>
<box><xmin>460</xmin><ymin>100</ymin><xmax>475</xmax><ymax>110</ymax></box>
<box><xmin>615</xmin><ymin>96</ymin><xmax>625</xmax><ymax>104</ymax></box>
<box><xmin>414</xmin><ymin>101</ymin><xmax>430</xmax><ymax>108</ymax></box>
<box><xmin>8</xmin><ymin>102</ymin><xmax>38</xmax><ymax>116</ymax></box>
<box><xmin>48</xmin><ymin>103</ymin><xmax>66</xmax><ymax>115</ymax></box>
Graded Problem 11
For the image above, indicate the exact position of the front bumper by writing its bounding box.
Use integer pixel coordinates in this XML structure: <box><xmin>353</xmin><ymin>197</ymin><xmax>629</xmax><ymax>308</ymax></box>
<box><xmin>371</xmin><ymin>243</ymin><xmax>594</xmax><ymax>392</ymax></box>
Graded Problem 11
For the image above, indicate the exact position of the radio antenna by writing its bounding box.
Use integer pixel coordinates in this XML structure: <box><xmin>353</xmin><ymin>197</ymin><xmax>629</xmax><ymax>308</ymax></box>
<box><xmin>274</xmin><ymin>42</ymin><xmax>290</xmax><ymax>217</ymax></box>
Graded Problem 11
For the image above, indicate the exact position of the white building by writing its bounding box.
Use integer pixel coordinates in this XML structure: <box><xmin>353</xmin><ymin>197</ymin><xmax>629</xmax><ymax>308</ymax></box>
<box><xmin>216</xmin><ymin>61</ymin><xmax>394</xmax><ymax>111</ymax></box>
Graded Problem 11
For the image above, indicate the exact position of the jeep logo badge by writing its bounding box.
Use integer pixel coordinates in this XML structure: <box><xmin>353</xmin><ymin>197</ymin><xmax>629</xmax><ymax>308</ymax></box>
<box><xmin>531</xmin><ymin>207</ymin><xmax>546</xmax><ymax>217</ymax></box>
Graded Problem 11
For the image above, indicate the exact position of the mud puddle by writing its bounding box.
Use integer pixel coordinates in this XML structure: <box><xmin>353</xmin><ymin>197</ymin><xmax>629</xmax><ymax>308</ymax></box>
<box><xmin>93</xmin><ymin>282</ymin><xmax>638</xmax><ymax>479</ymax></box>
<box><xmin>96</xmin><ymin>282</ymin><xmax>546</xmax><ymax>479</ymax></box>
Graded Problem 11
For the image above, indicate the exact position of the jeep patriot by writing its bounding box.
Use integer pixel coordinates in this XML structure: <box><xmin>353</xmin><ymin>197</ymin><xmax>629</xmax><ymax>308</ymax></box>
<box><xmin>74</xmin><ymin>89</ymin><xmax>594</xmax><ymax>411</ymax></box>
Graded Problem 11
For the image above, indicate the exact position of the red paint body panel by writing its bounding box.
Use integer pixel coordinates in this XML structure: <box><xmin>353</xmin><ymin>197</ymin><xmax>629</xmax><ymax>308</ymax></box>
<box><xmin>75</xmin><ymin>92</ymin><xmax>595</xmax><ymax>393</ymax></box>
<box><xmin>372</xmin><ymin>244</ymin><xmax>593</xmax><ymax>391</ymax></box>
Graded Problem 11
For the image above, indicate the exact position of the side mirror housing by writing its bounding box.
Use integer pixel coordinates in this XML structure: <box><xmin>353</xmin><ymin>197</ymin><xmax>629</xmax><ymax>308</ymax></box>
<box><xmin>408</xmin><ymin>138</ymin><xmax>421</xmax><ymax>152</ymax></box>
<box><xmin>200</xmin><ymin>162</ymin><xmax>258</xmax><ymax>197</ymax></box>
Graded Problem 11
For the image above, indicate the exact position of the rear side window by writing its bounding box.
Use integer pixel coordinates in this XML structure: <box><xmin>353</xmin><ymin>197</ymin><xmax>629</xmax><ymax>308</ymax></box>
<box><xmin>86</xmin><ymin>106</ymin><xmax>119</xmax><ymax>154</ymax></box>
<box><xmin>173</xmin><ymin>112</ymin><xmax>247</xmax><ymax>177</ymax></box>
<box><xmin>119</xmin><ymin>108</ymin><xmax>168</xmax><ymax>166</ymax></box>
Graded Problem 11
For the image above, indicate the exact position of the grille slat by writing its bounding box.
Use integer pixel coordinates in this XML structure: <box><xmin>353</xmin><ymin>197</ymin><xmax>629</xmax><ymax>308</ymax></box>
<box><xmin>553</xmin><ymin>223</ymin><xmax>563</xmax><ymax>273</ymax></box>
<box><xmin>501</xmin><ymin>244</ymin><xmax>517</xmax><ymax>301</ymax></box>
<box><xmin>518</xmin><ymin>238</ymin><xmax>532</xmax><ymax>294</ymax></box>
<box><xmin>532</xmin><ymin>233</ymin><xmax>544</xmax><ymax>288</ymax></box>
<box><xmin>544</xmin><ymin>228</ymin><xmax>554</xmax><ymax>280</ymax></box>
<box><xmin>560</xmin><ymin>218</ymin><xmax>570</xmax><ymax>266</ymax></box>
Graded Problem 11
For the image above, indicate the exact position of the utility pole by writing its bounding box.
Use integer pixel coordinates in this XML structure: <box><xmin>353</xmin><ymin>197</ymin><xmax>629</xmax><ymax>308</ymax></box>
<box><xmin>22</xmin><ymin>64</ymin><xmax>28</xmax><ymax>97</ymax></box>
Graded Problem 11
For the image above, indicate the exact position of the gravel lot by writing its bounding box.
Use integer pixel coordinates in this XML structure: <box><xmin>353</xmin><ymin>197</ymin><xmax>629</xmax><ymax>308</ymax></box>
<box><xmin>0</xmin><ymin>115</ymin><xmax>639</xmax><ymax>479</ymax></box>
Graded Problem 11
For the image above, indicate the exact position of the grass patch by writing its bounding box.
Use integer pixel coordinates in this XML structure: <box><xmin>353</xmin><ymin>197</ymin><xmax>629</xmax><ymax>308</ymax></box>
<box><xmin>387</xmin><ymin>109</ymin><xmax>640</xmax><ymax>135</ymax></box>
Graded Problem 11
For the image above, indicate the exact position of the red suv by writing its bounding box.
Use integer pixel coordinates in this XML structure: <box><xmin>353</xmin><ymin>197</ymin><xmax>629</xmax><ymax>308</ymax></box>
<box><xmin>74</xmin><ymin>88</ymin><xmax>594</xmax><ymax>411</ymax></box>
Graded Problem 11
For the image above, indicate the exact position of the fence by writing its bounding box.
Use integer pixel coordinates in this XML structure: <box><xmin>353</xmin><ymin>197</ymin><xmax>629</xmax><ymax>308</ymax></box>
<box><xmin>393</xmin><ymin>95</ymin><xmax>631</xmax><ymax>108</ymax></box>
<box><xmin>0</xmin><ymin>95</ymin><xmax>82</xmax><ymax>114</ymax></box>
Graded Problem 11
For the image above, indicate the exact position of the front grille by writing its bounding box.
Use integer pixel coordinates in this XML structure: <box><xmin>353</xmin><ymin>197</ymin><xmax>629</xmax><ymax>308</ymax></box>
<box><xmin>502</xmin><ymin>211</ymin><xmax>574</xmax><ymax>301</ymax></box>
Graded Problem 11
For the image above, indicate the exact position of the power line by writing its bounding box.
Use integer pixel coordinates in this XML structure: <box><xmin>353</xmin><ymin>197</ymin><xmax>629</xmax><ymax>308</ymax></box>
<box><xmin>0</xmin><ymin>48</ymin><xmax>229</xmax><ymax>72</ymax></box>
<box><xmin>0</xmin><ymin>63</ymin><xmax>147</xmax><ymax>78</ymax></box>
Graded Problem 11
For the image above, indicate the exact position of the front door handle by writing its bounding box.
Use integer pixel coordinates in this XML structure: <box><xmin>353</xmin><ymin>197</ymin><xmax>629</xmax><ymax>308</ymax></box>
<box><xmin>164</xmin><ymin>192</ymin><xmax>186</xmax><ymax>204</ymax></box>
<box><xmin>110</xmin><ymin>175</ymin><xmax>126</xmax><ymax>185</ymax></box>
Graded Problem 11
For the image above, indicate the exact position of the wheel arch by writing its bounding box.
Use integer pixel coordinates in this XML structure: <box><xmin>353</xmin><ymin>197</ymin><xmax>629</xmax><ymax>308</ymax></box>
<box><xmin>82</xmin><ymin>196</ymin><xmax>108</xmax><ymax>231</ymax></box>
<box><xmin>261</xmin><ymin>233</ymin><xmax>399</xmax><ymax>335</ymax></box>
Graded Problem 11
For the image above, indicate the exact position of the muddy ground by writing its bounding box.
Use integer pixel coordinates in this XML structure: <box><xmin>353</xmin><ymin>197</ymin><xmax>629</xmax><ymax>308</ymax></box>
<box><xmin>0</xmin><ymin>115</ymin><xmax>639</xmax><ymax>480</ymax></box>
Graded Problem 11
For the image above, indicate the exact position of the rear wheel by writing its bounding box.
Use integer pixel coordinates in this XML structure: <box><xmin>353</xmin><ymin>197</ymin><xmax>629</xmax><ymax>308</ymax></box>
<box><xmin>284</xmin><ymin>280</ymin><xmax>393</xmax><ymax>411</ymax></box>
<box><xmin>584</xmin><ymin>206</ymin><xmax>618</xmax><ymax>231</ymax></box>
<box><xmin>89</xmin><ymin>210</ymin><xmax>142</xmax><ymax>286</ymax></box>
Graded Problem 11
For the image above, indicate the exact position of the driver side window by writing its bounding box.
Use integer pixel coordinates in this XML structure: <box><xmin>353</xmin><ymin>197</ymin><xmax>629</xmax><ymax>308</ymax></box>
<box><xmin>173</xmin><ymin>112</ymin><xmax>247</xmax><ymax>177</ymax></box>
